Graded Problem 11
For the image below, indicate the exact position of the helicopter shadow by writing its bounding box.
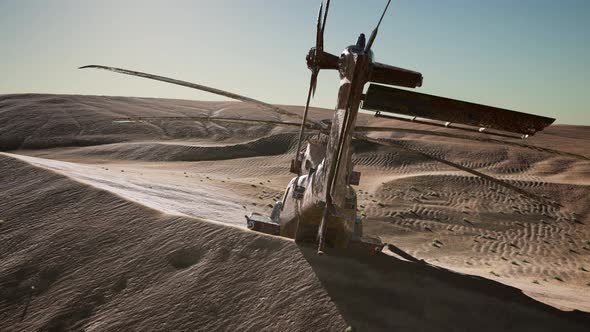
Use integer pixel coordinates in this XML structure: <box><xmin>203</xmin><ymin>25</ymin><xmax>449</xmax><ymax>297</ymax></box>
<box><xmin>298</xmin><ymin>243</ymin><xmax>590</xmax><ymax>332</ymax></box>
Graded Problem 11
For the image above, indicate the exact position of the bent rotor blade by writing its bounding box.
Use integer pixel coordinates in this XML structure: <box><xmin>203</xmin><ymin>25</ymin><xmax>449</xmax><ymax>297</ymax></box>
<box><xmin>355</xmin><ymin>133</ymin><xmax>561</xmax><ymax>208</ymax></box>
<box><xmin>353</xmin><ymin>125</ymin><xmax>589</xmax><ymax>160</ymax></box>
<box><xmin>112</xmin><ymin>116</ymin><xmax>323</xmax><ymax>130</ymax></box>
<box><xmin>80</xmin><ymin>65</ymin><xmax>317</xmax><ymax>125</ymax></box>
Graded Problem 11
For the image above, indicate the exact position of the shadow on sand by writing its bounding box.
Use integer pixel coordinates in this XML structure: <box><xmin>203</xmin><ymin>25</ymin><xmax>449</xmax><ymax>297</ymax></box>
<box><xmin>299</xmin><ymin>244</ymin><xmax>590</xmax><ymax>332</ymax></box>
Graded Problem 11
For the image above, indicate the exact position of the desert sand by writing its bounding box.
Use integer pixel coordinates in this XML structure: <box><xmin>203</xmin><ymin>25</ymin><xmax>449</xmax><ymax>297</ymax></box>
<box><xmin>1</xmin><ymin>93</ymin><xmax>589</xmax><ymax>331</ymax></box>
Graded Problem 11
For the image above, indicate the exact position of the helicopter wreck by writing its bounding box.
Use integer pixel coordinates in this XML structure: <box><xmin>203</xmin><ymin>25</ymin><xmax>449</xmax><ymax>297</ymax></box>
<box><xmin>80</xmin><ymin>0</ymin><xmax>555</xmax><ymax>255</ymax></box>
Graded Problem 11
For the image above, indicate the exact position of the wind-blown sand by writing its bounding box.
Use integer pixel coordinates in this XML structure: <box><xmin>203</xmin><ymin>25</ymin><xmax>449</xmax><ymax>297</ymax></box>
<box><xmin>1</xmin><ymin>93</ymin><xmax>589</xmax><ymax>331</ymax></box>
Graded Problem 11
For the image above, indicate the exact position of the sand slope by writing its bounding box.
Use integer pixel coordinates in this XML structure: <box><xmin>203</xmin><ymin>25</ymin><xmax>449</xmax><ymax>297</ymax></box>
<box><xmin>0</xmin><ymin>154</ymin><xmax>348</xmax><ymax>331</ymax></box>
<box><xmin>2</xmin><ymin>154</ymin><xmax>590</xmax><ymax>331</ymax></box>
<box><xmin>1</xmin><ymin>94</ymin><xmax>590</xmax><ymax>331</ymax></box>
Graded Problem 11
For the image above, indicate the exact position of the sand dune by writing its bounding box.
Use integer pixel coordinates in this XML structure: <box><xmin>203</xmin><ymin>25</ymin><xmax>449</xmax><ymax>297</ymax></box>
<box><xmin>2</xmin><ymin>153</ymin><xmax>590</xmax><ymax>331</ymax></box>
<box><xmin>23</xmin><ymin>133</ymin><xmax>298</xmax><ymax>162</ymax></box>
<box><xmin>0</xmin><ymin>154</ymin><xmax>347</xmax><ymax>331</ymax></box>
<box><xmin>0</xmin><ymin>94</ymin><xmax>306</xmax><ymax>151</ymax></box>
<box><xmin>1</xmin><ymin>94</ymin><xmax>590</xmax><ymax>331</ymax></box>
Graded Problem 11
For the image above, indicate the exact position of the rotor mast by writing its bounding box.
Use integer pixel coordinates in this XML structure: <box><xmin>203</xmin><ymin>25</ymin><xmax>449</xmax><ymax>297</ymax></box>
<box><xmin>313</xmin><ymin>0</ymin><xmax>394</xmax><ymax>254</ymax></box>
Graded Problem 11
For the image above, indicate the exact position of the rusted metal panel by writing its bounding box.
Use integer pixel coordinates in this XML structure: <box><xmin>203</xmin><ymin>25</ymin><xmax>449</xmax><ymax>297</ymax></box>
<box><xmin>362</xmin><ymin>84</ymin><xmax>555</xmax><ymax>135</ymax></box>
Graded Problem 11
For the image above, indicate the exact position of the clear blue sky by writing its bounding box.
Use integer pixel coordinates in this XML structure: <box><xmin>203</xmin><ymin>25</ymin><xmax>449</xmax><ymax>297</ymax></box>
<box><xmin>1</xmin><ymin>0</ymin><xmax>588</xmax><ymax>124</ymax></box>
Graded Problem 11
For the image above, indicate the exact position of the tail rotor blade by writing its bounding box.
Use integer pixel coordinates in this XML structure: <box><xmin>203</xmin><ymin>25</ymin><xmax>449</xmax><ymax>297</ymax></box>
<box><xmin>293</xmin><ymin>1</ymin><xmax>332</xmax><ymax>174</ymax></box>
<box><xmin>311</xmin><ymin>68</ymin><xmax>319</xmax><ymax>97</ymax></box>
<box><xmin>316</xmin><ymin>2</ymin><xmax>324</xmax><ymax>50</ymax></box>
<box><xmin>312</xmin><ymin>1</ymin><xmax>327</xmax><ymax>95</ymax></box>
<box><xmin>320</xmin><ymin>0</ymin><xmax>331</xmax><ymax>47</ymax></box>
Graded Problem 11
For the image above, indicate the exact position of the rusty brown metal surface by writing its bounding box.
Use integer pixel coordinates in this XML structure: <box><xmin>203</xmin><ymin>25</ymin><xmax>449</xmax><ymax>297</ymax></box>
<box><xmin>369</xmin><ymin>62</ymin><xmax>423</xmax><ymax>88</ymax></box>
<box><xmin>362</xmin><ymin>84</ymin><xmax>555</xmax><ymax>135</ymax></box>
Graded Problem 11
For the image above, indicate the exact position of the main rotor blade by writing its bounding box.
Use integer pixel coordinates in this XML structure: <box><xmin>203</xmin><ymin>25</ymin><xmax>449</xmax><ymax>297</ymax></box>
<box><xmin>365</xmin><ymin>0</ymin><xmax>392</xmax><ymax>52</ymax></box>
<box><xmin>362</xmin><ymin>84</ymin><xmax>555</xmax><ymax>136</ymax></box>
<box><xmin>80</xmin><ymin>65</ymin><xmax>317</xmax><ymax>125</ymax></box>
<box><xmin>112</xmin><ymin>116</ymin><xmax>323</xmax><ymax>130</ymax></box>
<box><xmin>355</xmin><ymin>133</ymin><xmax>561</xmax><ymax>208</ymax></box>
<box><xmin>353</xmin><ymin>125</ymin><xmax>589</xmax><ymax>161</ymax></box>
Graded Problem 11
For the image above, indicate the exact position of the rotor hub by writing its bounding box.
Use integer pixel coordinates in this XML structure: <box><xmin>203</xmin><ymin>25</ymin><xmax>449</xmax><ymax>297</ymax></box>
<box><xmin>306</xmin><ymin>47</ymin><xmax>319</xmax><ymax>71</ymax></box>
<box><xmin>306</xmin><ymin>47</ymin><xmax>339</xmax><ymax>71</ymax></box>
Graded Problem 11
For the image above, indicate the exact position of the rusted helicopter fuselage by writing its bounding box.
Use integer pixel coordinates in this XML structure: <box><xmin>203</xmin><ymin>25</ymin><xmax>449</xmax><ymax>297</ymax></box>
<box><xmin>271</xmin><ymin>37</ymin><xmax>373</xmax><ymax>248</ymax></box>
<box><xmin>245</xmin><ymin>29</ymin><xmax>422</xmax><ymax>251</ymax></box>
